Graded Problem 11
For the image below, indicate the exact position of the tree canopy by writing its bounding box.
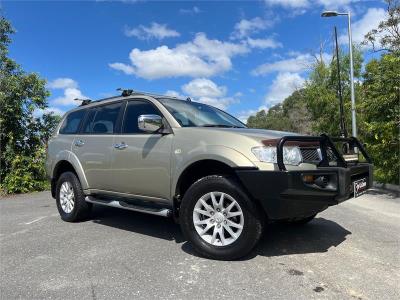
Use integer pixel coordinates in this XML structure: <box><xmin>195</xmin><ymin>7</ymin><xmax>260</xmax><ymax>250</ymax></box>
<box><xmin>0</xmin><ymin>16</ymin><xmax>61</xmax><ymax>193</ymax></box>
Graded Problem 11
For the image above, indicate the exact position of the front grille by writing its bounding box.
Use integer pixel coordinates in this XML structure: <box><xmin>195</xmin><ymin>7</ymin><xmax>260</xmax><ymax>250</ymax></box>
<box><xmin>300</xmin><ymin>147</ymin><xmax>337</xmax><ymax>163</ymax></box>
<box><xmin>300</xmin><ymin>148</ymin><xmax>321</xmax><ymax>162</ymax></box>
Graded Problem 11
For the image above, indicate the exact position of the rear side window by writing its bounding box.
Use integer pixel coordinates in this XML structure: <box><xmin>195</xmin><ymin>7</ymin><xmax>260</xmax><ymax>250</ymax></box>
<box><xmin>83</xmin><ymin>102</ymin><xmax>123</xmax><ymax>134</ymax></box>
<box><xmin>82</xmin><ymin>109</ymin><xmax>97</xmax><ymax>133</ymax></box>
<box><xmin>59</xmin><ymin>110</ymin><xmax>86</xmax><ymax>134</ymax></box>
<box><xmin>122</xmin><ymin>100</ymin><xmax>160</xmax><ymax>134</ymax></box>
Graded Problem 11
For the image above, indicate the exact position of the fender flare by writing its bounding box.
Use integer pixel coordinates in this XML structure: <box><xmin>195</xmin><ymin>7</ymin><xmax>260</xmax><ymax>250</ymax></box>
<box><xmin>171</xmin><ymin>145</ymin><xmax>256</xmax><ymax>197</ymax></box>
<box><xmin>52</xmin><ymin>150</ymin><xmax>89</xmax><ymax>190</ymax></box>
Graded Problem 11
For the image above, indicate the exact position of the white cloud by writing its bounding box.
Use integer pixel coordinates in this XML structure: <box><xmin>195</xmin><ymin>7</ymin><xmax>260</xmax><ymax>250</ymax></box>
<box><xmin>124</xmin><ymin>22</ymin><xmax>180</xmax><ymax>40</ymax></box>
<box><xmin>34</xmin><ymin>107</ymin><xmax>65</xmax><ymax>118</ymax></box>
<box><xmin>196</xmin><ymin>96</ymin><xmax>237</xmax><ymax>110</ymax></box>
<box><xmin>339</xmin><ymin>8</ymin><xmax>386</xmax><ymax>46</ymax></box>
<box><xmin>182</xmin><ymin>78</ymin><xmax>227</xmax><ymax>98</ymax></box>
<box><xmin>252</xmin><ymin>52</ymin><xmax>330</xmax><ymax>76</ymax></box>
<box><xmin>53</xmin><ymin>88</ymin><xmax>87</xmax><ymax>106</ymax></box>
<box><xmin>109</xmin><ymin>62</ymin><xmax>135</xmax><ymax>75</ymax></box>
<box><xmin>264</xmin><ymin>0</ymin><xmax>309</xmax><ymax>9</ymax></box>
<box><xmin>110</xmin><ymin>33</ymin><xmax>249</xmax><ymax>79</ymax></box>
<box><xmin>182</xmin><ymin>78</ymin><xmax>235</xmax><ymax>110</ymax></box>
<box><xmin>165</xmin><ymin>78</ymin><xmax>239</xmax><ymax>110</ymax></box>
<box><xmin>48</xmin><ymin>77</ymin><xmax>88</xmax><ymax>106</ymax></box>
<box><xmin>246</xmin><ymin>37</ymin><xmax>282</xmax><ymax>49</ymax></box>
<box><xmin>265</xmin><ymin>0</ymin><xmax>360</xmax><ymax>12</ymax></box>
<box><xmin>231</xmin><ymin>17</ymin><xmax>273</xmax><ymax>39</ymax></box>
<box><xmin>165</xmin><ymin>90</ymin><xmax>185</xmax><ymax>98</ymax></box>
<box><xmin>316</xmin><ymin>0</ymin><xmax>354</xmax><ymax>9</ymax></box>
<box><xmin>47</xmin><ymin>78</ymin><xmax>77</xmax><ymax>89</ymax></box>
<box><xmin>265</xmin><ymin>72</ymin><xmax>305</xmax><ymax>105</ymax></box>
<box><xmin>179</xmin><ymin>6</ymin><xmax>202</xmax><ymax>14</ymax></box>
<box><xmin>252</xmin><ymin>53</ymin><xmax>314</xmax><ymax>75</ymax></box>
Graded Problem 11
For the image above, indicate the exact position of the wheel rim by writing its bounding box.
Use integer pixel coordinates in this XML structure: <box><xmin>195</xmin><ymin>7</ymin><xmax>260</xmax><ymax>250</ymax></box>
<box><xmin>59</xmin><ymin>181</ymin><xmax>75</xmax><ymax>213</ymax></box>
<box><xmin>193</xmin><ymin>191</ymin><xmax>244</xmax><ymax>247</ymax></box>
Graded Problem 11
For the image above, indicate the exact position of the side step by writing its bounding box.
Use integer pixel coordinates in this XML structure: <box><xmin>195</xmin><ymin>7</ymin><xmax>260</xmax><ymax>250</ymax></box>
<box><xmin>85</xmin><ymin>196</ymin><xmax>172</xmax><ymax>217</ymax></box>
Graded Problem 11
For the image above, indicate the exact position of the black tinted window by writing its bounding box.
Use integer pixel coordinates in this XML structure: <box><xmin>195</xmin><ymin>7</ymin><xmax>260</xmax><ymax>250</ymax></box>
<box><xmin>82</xmin><ymin>109</ymin><xmax>97</xmax><ymax>133</ymax></box>
<box><xmin>59</xmin><ymin>110</ymin><xmax>86</xmax><ymax>134</ymax></box>
<box><xmin>84</xmin><ymin>102</ymin><xmax>122</xmax><ymax>134</ymax></box>
<box><xmin>122</xmin><ymin>100</ymin><xmax>160</xmax><ymax>134</ymax></box>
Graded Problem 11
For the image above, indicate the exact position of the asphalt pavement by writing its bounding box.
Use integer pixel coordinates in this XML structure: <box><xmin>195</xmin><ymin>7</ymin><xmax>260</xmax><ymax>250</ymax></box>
<box><xmin>0</xmin><ymin>189</ymin><xmax>399</xmax><ymax>299</ymax></box>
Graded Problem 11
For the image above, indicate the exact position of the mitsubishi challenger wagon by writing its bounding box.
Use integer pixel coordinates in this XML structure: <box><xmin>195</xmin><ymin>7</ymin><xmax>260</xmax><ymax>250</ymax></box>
<box><xmin>46</xmin><ymin>90</ymin><xmax>373</xmax><ymax>260</ymax></box>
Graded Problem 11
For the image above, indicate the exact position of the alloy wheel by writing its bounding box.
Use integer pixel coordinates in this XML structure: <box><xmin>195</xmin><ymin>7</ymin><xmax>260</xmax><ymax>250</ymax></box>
<box><xmin>59</xmin><ymin>181</ymin><xmax>75</xmax><ymax>213</ymax></box>
<box><xmin>193</xmin><ymin>191</ymin><xmax>244</xmax><ymax>247</ymax></box>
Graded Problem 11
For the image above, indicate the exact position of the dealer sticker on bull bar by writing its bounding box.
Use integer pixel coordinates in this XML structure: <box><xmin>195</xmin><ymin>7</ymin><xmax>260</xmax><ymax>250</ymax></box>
<box><xmin>354</xmin><ymin>178</ymin><xmax>367</xmax><ymax>198</ymax></box>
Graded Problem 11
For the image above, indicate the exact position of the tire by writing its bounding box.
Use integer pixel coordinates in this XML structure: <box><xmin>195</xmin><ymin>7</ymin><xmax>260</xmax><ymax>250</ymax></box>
<box><xmin>55</xmin><ymin>171</ymin><xmax>92</xmax><ymax>222</ymax></box>
<box><xmin>180</xmin><ymin>175</ymin><xmax>264</xmax><ymax>260</ymax></box>
<box><xmin>284</xmin><ymin>214</ymin><xmax>317</xmax><ymax>225</ymax></box>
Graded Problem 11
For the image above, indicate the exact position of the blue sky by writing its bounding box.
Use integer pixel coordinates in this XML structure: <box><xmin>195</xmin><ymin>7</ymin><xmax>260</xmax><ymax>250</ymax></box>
<box><xmin>2</xmin><ymin>0</ymin><xmax>387</xmax><ymax>121</ymax></box>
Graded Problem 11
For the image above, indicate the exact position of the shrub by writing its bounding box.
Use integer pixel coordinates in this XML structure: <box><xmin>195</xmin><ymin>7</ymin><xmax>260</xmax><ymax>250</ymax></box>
<box><xmin>1</xmin><ymin>147</ymin><xmax>49</xmax><ymax>194</ymax></box>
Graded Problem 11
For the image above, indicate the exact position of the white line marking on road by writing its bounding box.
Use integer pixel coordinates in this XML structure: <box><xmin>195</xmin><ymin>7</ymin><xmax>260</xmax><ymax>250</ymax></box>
<box><xmin>24</xmin><ymin>216</ymin><xmax>47</xmax><ymax>225</ymax></box>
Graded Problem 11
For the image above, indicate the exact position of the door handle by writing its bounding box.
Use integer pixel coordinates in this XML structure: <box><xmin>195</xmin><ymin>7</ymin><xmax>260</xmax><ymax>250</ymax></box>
<box><xmin>114</xmin><ymin>142</ymin><xmax>128</xmax><ymax>150</ymax></box>
<box><xmin>74</xmin><ymin>139</ymin><xmax>85</xmax><ymax>147</ymax></box>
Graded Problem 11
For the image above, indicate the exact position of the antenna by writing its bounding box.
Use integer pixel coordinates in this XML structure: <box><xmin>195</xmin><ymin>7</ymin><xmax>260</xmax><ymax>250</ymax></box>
<box><xmin>334</xmin><ymin>26</ymin><xmax>347</xmax><ymax>138</ymax></box>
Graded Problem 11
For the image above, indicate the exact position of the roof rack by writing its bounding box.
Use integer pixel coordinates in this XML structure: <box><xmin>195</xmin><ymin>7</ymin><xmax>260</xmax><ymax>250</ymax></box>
<box><xmin>75</xmin><ymin>98</ymin><xmax>92</xmax><ymax>106</ymax></box>
<box><xmin>117</xmin><ymin>88</ymin><xmax>134</xmax><ymax>97</ymax></box>
<box><xmin>116</xmin><ymin>88</ymin><xmax>181</xmax><ymax>100</ymax></box>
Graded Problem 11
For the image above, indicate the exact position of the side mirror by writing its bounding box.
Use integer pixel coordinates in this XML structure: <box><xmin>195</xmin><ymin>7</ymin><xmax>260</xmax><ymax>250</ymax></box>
<box><xmin>138</xmin><ymin>114</ymin><xmax>163</xmax><ymax>133</ymax></box>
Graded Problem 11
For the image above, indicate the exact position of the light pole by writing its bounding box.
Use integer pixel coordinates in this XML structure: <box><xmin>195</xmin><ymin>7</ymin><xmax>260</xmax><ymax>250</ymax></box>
<box><xmin>321</xmin><ymin>10</ymin><xmax>357</xmax><ymax>137</ymax></box>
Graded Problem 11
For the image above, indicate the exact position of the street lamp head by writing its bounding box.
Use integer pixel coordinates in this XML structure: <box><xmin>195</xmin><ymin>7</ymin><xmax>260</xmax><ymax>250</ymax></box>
<box><xmin>321</xmin><ymin>11</ymin><xmax>339</xmax><ymax>17</ymax></box>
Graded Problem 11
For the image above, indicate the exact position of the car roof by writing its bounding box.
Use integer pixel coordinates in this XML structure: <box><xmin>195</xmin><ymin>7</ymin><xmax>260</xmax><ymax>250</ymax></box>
<box><xmin>67</xmin><ymin>92</ymin><xmax>185</xmax><ymax>113</ymax></box>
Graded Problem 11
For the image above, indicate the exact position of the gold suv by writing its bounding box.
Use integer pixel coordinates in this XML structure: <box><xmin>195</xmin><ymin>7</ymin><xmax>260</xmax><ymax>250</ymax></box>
<box><xmin>46</xmin><ymin>90</ymin><xmax>373</xmax><ymax>260</ymax></box>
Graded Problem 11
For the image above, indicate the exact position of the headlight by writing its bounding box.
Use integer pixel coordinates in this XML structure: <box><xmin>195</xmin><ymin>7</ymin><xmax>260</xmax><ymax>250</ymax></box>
<box><xmin>251</xmin><ymin>146</ymin><xmax>302</xmax><ymax>166</ymax></box>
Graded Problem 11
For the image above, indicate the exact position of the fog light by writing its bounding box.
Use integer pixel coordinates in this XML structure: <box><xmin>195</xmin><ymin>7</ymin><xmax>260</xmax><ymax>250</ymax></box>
<box><xmin>302</xmin><ymin>175</ymin><xmax>315</xmax><ymax>184</ymax></box>
<box><xmin>314</xmin><ymin>175</ymin><xmax>329</xmax><ymax>188</ymax></box>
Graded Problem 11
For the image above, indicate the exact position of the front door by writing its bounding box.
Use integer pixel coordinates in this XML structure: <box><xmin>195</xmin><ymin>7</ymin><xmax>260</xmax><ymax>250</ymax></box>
<box><xmin>111</xmin><ymin>99</ymin><xmax>173</xmax><ymax>200</ymax></box>
<box><xmin>72</xmin><ymin>101</ymin><xmax>124</xmax><ymax>191</ymax></box>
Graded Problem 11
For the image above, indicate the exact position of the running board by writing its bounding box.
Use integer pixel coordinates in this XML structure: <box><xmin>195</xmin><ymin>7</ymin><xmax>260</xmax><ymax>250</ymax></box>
<box><xmin>85</xmin><ymin>196</ymin><xmax>172</xmax><ymax>217</ymax></box>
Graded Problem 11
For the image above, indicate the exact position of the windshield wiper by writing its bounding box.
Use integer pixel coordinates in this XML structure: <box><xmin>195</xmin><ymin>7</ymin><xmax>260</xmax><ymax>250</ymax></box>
<box><xmin>201</xmin><ymin>124</ymin><xmax>243</xmax><ymax>128</ymax></box>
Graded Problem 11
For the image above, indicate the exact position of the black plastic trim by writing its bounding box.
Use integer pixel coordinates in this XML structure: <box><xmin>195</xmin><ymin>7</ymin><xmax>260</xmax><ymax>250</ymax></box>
<box><xmin>236</xmin><ymin>163</ymin><xmax>373</xmax><ymax>220</ymax></box>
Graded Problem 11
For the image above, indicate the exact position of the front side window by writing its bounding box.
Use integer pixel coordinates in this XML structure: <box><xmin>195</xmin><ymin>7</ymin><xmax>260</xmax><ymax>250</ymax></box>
<box><xmin>122</xmin><ymin>100</ymin><xmax>161</xmax><ymax>134</ymax></box>
<box><xmin>158</xmin><ymin>98</ymin><xmax>245</xmax><ymax>128</ymax></box>
<box><xmin>83</xmin><ymin>102</ymin><xmax>123</xmax><ymax>134</ymax></box>
<box><xmin>59</xmin><ymin>109</ymin><xmax>86</xmax><ymax>134</ymax></box>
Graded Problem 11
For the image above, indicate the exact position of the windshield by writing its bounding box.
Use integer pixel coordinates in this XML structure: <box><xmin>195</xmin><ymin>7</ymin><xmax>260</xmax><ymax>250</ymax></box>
<box><xmin>158</xmin><ymin>98</ymin><xmax>246</xmax><ymax>128</ymax></box>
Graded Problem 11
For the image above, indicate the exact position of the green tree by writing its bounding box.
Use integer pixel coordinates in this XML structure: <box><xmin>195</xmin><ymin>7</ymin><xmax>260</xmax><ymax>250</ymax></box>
<box><xmin>364</xmin><ymin>0</ymin><xmax>400</xmax><ymax>53</ymax></box>
<box><xmin>248</xmin><ymin>48</ymin><xmax>363</xmax><ymax>137</ymax></box>
<box><xmin>361</xmin><ymin>54</ymin><xmax>399</xmax><ymax>184</ymax></box>
<box><xmin>0</xmin><ymin>16</ymin><xmax>60</xmax><ymax>193</ymax></box>
<box><xmin>247</xmin><ymin>90</ymin><xmax>313</xmax><ymax>134</ymax></box>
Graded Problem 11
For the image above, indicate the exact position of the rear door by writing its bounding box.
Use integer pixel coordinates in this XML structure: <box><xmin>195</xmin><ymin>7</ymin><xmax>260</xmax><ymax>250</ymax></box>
<box><xmin>111</xmin><ymin>99</ymin><xmax>173</xmax><ymax>200</ymax></box>
<box><xmin>72</xmin><ymin>101</ymin><xmax>124</xmax><ymax>191</ymax></box>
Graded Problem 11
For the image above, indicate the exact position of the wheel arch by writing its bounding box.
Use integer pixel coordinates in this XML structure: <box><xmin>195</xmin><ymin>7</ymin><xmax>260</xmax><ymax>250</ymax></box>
<box><xmin>172</xmin><ymin>158</ymin><xmax>266</xmax><ymax>222</ymax></box>
<box><xmin>51</xmin><ymin>153</ymin><xmax>89</xmax><ymax>198</ymax></box>
<box><xmin>174</xmin><ymin>159</ymin><xmax>237</xmax><ymax>201</ymax></box>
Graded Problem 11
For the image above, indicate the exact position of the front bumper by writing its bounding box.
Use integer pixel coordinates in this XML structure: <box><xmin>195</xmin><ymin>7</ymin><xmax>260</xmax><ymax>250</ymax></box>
<box><xmin>236</xmin><ymin>163</ymin><xmax>373</xmax><ymax>220</ymax></box>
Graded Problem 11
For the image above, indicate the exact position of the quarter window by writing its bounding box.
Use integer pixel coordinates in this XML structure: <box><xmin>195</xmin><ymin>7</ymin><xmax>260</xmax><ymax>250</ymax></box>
<box><xmin>122</xmin><ymin>100</ymin><xmax>161</xmax><ymax>134</ymax></box>
<box><xmin>59</xmin><ymin>109</ymin><xmax>86</xmax><ymax>134</ymax></box>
